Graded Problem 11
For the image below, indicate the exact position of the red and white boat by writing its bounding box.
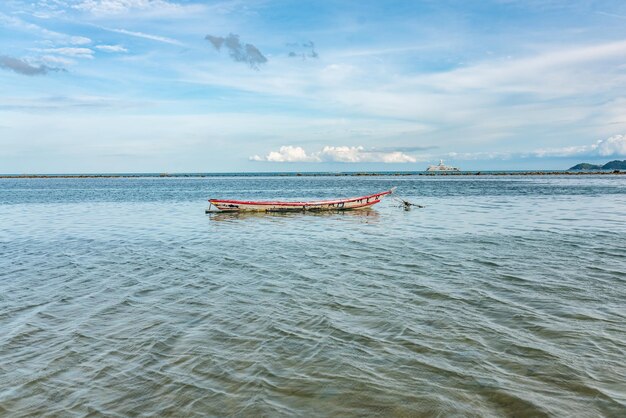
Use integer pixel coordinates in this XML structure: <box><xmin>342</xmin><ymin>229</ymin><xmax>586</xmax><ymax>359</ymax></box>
<box><xmin>208</xmin><ymin>188</ymin><xmax>395</xmax><ymax>213</ymax></box>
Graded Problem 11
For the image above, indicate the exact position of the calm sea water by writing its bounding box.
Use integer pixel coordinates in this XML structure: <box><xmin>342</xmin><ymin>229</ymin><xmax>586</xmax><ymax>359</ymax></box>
<box><xmin>1</xmin><ymin>175</ymin><xmax>625</xmax><ymax>417</ymax></box>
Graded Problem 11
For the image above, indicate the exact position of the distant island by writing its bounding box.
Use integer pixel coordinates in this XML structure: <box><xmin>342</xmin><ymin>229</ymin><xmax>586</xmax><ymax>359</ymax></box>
<box><xmin>569</xmin><ymin>160</ymin><xmax>626</xmax><ymax>170</ymax></box>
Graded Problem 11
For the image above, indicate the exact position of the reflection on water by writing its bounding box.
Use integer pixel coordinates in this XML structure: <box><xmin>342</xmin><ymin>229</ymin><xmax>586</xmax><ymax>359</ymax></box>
<box><xmin>207</xmin><ymin>207</ymin><xmax>381</xmax><ymax>223</ymax></box>
<box><xmin>0</xmin><ymin>175</ymin><xmax>625</xmax><ymax>416</ymax></box>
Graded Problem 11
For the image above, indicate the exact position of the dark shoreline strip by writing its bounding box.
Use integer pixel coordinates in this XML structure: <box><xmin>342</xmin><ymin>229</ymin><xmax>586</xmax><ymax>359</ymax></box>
<box><xmin>1</xmin><ymin>171</ymin><xmax>625</xmax><ymax>179</ymax></box>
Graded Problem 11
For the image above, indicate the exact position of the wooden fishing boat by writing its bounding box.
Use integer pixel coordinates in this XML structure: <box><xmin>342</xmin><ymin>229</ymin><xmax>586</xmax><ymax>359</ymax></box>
<box><xmin>207</xmin><ymin>188</ymin><xmax>395</xmax><ymax>213</ymax></box>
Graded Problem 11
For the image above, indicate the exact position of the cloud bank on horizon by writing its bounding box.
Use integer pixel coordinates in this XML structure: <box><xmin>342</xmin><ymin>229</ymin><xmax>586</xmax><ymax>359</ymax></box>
<box><xmin>534</xmin><ymin>134</ymin><xmax>626</xmax><ymax>158</ymax></box>
<box><xmin>1</xmin><ymin>0</ymin><xmax>626</xmax><ymax>172</ymax></box>
<box><xmin>252</xmin><ymin>135</ymin><xmax>626</xmax><ymax>164</ymax></box>
<box><xmin>251</xmin><ymin>146</ymin><xmax>417</xmax><ymax>163</ymax></box>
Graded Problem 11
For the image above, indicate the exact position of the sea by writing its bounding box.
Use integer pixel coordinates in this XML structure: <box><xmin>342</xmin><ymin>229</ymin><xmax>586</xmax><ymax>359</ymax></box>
<box><xmin>1</xmin><ymin>173</ymin><xmax>625</xmax><ymax>417</ymax></box>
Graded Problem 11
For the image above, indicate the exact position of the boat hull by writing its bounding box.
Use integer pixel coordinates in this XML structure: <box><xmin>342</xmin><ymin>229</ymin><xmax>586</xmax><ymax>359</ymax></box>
<box><xmin>208</xmin><ymin>190</ymin><xmax>393</xmax><ymax>213</ymax></box>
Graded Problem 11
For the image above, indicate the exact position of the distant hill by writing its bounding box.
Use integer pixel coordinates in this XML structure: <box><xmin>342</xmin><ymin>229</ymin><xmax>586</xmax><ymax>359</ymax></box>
<box><xmin>569</xmin><ymin>160</ymin><xmax>626</xmax><ymax>170</ymax></box>
<box><xmin>602</xmin><ymin>160</ymin><xmax>626</xmax><ymax>170</ymax></box>
<box><xmin>569</xmin><ymin>163</ymin><xmax>602</xmax><ymax>170</ymax></box>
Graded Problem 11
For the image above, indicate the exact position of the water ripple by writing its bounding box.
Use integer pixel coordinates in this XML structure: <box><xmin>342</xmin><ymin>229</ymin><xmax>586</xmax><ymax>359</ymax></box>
<box><xmin>1</xmin><ymin>176</ymin><xmax>625</xmax><ymax>416</ymax></box>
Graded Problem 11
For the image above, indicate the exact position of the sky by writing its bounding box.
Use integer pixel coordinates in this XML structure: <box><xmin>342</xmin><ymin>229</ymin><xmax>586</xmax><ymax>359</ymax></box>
<box><xmin>1</xmin><ymin>0</ymin><xmax>626</xmax><ymax>173</ymax></box>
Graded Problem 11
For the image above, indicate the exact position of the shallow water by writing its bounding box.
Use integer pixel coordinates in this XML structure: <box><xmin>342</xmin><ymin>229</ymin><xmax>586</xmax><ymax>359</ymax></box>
<box><xmin>1</xmin><ymin>175</ymin><xmax>625</xmax><ymax>416</ymax></box>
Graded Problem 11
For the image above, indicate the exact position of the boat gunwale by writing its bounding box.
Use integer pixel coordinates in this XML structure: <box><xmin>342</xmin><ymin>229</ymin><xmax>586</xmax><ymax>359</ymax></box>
<box><xmin>208</xmin><ymin>190</ymin><xmax>392</xmax><ymax>207</ymax></box>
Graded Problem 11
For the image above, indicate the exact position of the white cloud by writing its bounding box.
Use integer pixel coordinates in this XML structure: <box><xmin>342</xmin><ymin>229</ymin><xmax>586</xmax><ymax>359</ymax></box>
<box><xmin>251</xmin><ymin>145</ymin><xmax>417</xmax><ymax>163</ymax></box>
<box><xmin>595</xmin><ymin>134</ymin><xmax>626</xmax><ymax>156</ymax></box>
<box><xmin>41</xmin><ymin>55</ymin><xmax>75</xmax><ymax>66</ymax></box>
<box><xmin>398</xmin><ymin>135</ymin><xmax>626</xmax><ymax>162</ymax></box>
<box><xmin>178</xmin><ymin>38</ymin><xmax>626</xmax><ymax>152</ymax></box>
<box><xmin>103</xmin><ymin>27</ymin><xmax>183</xmax><ymax>46</ymax></box>
<box><xmin>445</xmin><ymin>151</ymin><xmax>511</xmax><ymax>161</ymax></box>
<box><xmin>96</xmin><ymin>44</ymin><xmax>128</xmax><ymax>52</ymax></box>
<box><xmin>0</xmin><ymin>11</ymin><xmax>91</xmax><ymax>46</ymax></box>
<box><xmin>41</xmin><ymin>47</ymin><xmax>94</xmax><ymax>58</ymax></box>
<box><xmin>533</xmin><ymin>134</ymin><xmax>626</xmax><ymax>158</ymax></box>
<box><xmin>420</xmin><ymin>40</ymin><xmax>626</xmax><ymax>97</ymax></box>
<box><xmin>595</xmin><ymin>11</ymin><xmax>626</xmax><ymax>20</ymax></box>
<box><xmin>70</xmin><ymin>36</ymin><xmax>92</xmax><ymax>45</ymax></box>
<box><xmin>320</xmin><ymin>146</ymin><xmax>416</xmax><ymax>163</ymax></box>
<box><xmin>74</xmin><ymin>0</ymin><xmax>168</xmax><ymax>14</ymax></box>
<box><xmin>73</xmin><ymin>0</ymin><xmax>203</xmax><ymax>17</ymax></box>
<box><xmin>250</xmin><ymin>146</ymin><xmax>319</xmax><ymax>162</ymax></box>
<box><xmin>319</xmin><ymin>64</ymin><xmax>358</xmax><ymax>84</ymax></box>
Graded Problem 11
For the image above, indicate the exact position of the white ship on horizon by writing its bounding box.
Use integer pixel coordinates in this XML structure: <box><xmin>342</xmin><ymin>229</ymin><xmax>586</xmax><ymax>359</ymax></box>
<box><xmin>426</xmin><ymin>160</ymin><xmax>460</xmax><ymax>172</ymax></box>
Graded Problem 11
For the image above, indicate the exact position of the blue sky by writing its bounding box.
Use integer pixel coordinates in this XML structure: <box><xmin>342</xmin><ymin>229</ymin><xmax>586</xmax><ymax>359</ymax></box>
<box><xmin>1</xmin><ymin>0</ymin><xmax>626</xmax><ymax>173</ymax></box>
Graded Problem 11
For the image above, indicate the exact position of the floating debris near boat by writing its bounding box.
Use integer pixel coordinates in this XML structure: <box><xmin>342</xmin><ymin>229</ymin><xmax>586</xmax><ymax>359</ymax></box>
<box><xmin>392</xmin><ymin>195</ymin><xmax>425</xmax><ymax>210</ymax></box>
